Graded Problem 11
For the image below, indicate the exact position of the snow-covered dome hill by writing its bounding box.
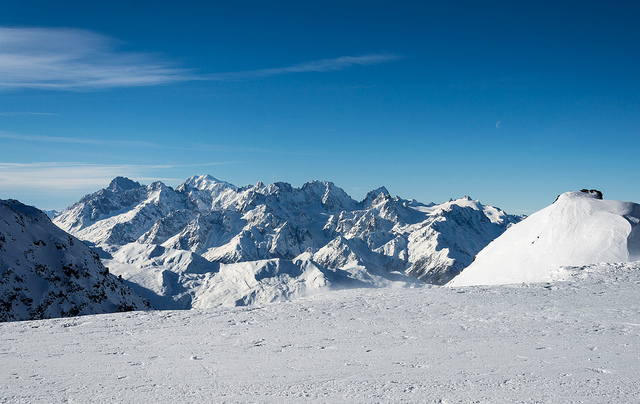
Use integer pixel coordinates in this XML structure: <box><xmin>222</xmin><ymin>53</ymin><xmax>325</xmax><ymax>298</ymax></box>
<box><xmin>448</xmin><ymin>190</ymin><xmax>640</xmax><ymax>287</ymax></box>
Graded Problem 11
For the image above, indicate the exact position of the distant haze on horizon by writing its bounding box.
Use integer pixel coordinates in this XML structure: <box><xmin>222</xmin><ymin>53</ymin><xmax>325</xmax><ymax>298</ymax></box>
<box><xmin>1</xmin><ymin>1</ymin><xmax>639</xmax><ymax>215</ymax></box>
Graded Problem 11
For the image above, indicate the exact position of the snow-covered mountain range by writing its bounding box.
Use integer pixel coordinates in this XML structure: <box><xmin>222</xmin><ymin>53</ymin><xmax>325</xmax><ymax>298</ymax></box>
<box><xmin>52</xmin><ymin>175</ymin><xmax>522</xmax><ymax>309</ymax></box>
<box><xmin>0</xmin><ymin>199</ymin><xmax>148</xmax><ymax>322</ymax></box>
<box><xmin>5</xmin><ymin>180</ymin><xmax>639</xmax><ymax>322</ymax></box>
<box><xmin>5</xmin><ymin>185</ymin><xmax>640</xmax><ymax>399</ymax></box>
<box><xmin>448</xmin><ymin>190</ymin><xmax>640</xmax><ymax>286</ymax></box>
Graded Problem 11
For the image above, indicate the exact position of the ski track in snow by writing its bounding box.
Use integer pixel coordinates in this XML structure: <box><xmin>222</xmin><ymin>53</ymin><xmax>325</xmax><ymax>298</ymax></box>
<box><xmin>2</xmin><ymin>263</ymin><xmax>640</xmax><ymax>403</ymax></box>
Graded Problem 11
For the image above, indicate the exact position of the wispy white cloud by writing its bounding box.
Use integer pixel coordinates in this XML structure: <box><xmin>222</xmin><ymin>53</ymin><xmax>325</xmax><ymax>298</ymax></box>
<box><xmin>0</xmin><ymin>131</ymin><xmax>159</xmax><ymax>148</ymax></box>
<box><xmin>189</xmin><ymin>141</ymin><xmax>322</xmax><ymax>156</ymax></box>
<box><xmin>0</xmin><ymin>27</ymin><xmax>400</xmax><ymax>90</ymax></box>
<box><xmin>0</xmin><ymin>131</ymin><xmax>319</xmax><ymax>155</ymax></box>
<box><xmin>0</xmin><ymin>162</ymin><xmax>233</xmax><ymax>190</ymax></box>
<box><xmin>0</xmin><ymin>27</ymin><xmax>197</xmax><ymax>90</ymax></box>
<box><xmin>0</xmin><ymin>112</ymin><xmax>59</xmax><ymax>116</ymax></box>
<box><xmin>206</xmin><ymin>53</ymin><xmax>401</xmax><ymax>81</ymax></box>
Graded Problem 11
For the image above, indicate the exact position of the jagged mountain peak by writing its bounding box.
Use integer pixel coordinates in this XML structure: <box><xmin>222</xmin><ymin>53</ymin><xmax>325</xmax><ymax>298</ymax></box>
<box><xmin>362</xmin><ymin>186</ymin><xmax>391</xmax><ymax>207</ymax></box>
<box><xmin>253</xmin><ymin>180</ymin><xmax>265</xmax><ymax>189</ymax></box>
<box><xmin>301</xmin><ymin>180</ymin><xmax>340</xmax><ymax>194</ymax></box>
<box><xmin>149</xmin><ymin>180</ymin><xmax>172</xmax><ymax>191</ymax></box>
<box><xmin>107</xmin><ymin>176</ymin><xmax>143</xmax><ymax>192</ymax></box>
<box><xmin>178</xmin><ymin>174</ymin><xmax>236</xmax><ymax>192</ymax></box>
<box><xmin>434</xmin><ymin>196</ymin><xmax>515</xmax><ymax>226</ymax></box>
<box><xmin>264</xmin><ymin>181</ymin><xmax>294</xmax><ymax>195</ymax></box>
<box><xmin>444</xmin><ymin>196</ymin><xmax>478</xmax><ymax>207</ymax></box>
<box><xmin>435</xmin><ymin>197</ymin><xmax>482</xmax><ymax>216</ymax></box>
<box><xmin>300</xmin><ymin>180</ymin><xmax>357</xmax><ymax>211</ymax></box>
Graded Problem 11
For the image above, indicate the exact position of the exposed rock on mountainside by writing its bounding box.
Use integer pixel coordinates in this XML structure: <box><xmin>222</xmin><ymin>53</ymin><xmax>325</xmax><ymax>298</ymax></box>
<box><xmin>448</xmin><ymin>191</ymin><xmax>640</xmax><ymax>286</ymax></box>
<box><xmin>53</xmin><ymin>175</ymin><xmax>522</xmax><ymax>307</ymax></box>
<box><xmin>0</xmin><ymin>199</ymin><xmax>149</xmax><ymax>322</ymax></box>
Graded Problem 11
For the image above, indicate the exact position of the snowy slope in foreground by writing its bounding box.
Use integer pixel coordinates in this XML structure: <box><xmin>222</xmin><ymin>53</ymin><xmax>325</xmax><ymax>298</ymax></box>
<box><xmin>449</xmin><ymin>191</ymin><xmax>640</xmax><ymax>286</ymax></box>
<box><xmin>0</xmin><ymin>199</ymin><xmax>148</xmax><ymax>322</ymax></box>
<box><xmin>2</xmin><ymin>262</ymin><xmax>639</xmax><ymax>402</ymax></box>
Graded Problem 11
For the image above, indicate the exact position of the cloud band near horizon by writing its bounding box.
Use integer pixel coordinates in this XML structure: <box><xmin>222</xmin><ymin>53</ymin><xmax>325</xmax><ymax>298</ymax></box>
<box><xmin>0</xmin><ymin>162</ymin><xmax>233</xmax><ymax>191</ymax></box>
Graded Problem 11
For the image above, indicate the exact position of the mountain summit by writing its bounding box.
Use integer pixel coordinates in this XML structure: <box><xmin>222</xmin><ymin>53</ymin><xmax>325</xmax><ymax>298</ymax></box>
<box><xmin>107</xmin><ymin>176</ymin><xmax>143</xmax><ymax>192</ymax></box>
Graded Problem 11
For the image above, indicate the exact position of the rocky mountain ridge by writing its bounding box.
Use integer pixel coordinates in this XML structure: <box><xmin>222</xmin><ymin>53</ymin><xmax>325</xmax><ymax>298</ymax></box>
<box><xmin>0</xmin><ymin>199</ymin><xmax>149</xmax><ymax>322</ymax></box>
<box><xmin>53</xmin><ymin>175</ymin><xmax>523</xmax><ymax>308</ymax></box>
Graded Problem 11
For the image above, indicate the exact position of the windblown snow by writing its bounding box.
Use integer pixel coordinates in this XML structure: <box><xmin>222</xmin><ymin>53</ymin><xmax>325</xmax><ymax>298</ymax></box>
<box><xmin>52</xmin><ymin>175</ymin><xmax>522</xmax><ymax>309</ymax></box>
<box><xmin>448</xmin><ymin>191</ymin><xmax>640</xmax><ymax>286</ymax></box>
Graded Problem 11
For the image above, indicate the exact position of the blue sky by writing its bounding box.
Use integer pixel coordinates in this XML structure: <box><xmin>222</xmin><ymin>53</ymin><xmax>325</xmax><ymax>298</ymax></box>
<box><xmin>1</xmin><ymin>1</ymin><xmax>639</xmax><ymax>214</ymax></box>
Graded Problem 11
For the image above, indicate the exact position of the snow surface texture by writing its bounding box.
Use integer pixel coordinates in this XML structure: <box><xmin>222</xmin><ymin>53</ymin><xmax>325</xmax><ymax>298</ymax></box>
<box><xmin>53</xmin><ymin>175</ymin><xmax>522</xmax><ymax>309</ymax></box>
<box><xmin>2</xmin><ymin>262</ymin><xmax>639</xmax><ymax>403</ymax></box>
<box><xmin>0</xmin><ymin>199</ymin><xmax>148</xmax><ymax>322</ymax></box>
<box><xmin>449</xmin><ymin>191</ymin><xmax>640</xmax><ymax>286</ymax></box>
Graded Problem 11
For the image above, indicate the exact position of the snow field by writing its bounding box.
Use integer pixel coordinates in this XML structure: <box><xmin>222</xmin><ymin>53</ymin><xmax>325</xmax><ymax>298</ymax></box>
<box><xmin>2</xmin><ymin>262</ymin><xmax>640</xmax><ymax>403</ymax></box>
